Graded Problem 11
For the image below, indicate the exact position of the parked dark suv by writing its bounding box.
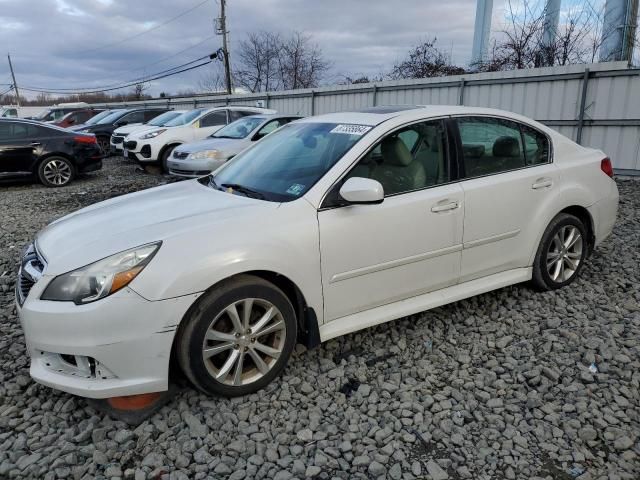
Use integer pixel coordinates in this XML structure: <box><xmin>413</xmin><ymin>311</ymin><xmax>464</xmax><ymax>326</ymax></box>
<box><xmin>71</xmin><ymin>108</ymin><xmax>169</xmax><ymax>155</ymax></box>
<box><xmin>53</xmin><ymin>109</ymin><xmax>104</xmax><ymax>129</ymax></box>
<box><xmin>0</xmin><ymin>119</ymin><xmax>102</xmax><ymax>187</ymax></box>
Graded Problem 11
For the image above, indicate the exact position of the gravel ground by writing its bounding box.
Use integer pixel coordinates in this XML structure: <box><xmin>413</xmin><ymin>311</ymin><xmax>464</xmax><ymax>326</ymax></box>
<box><xmin>0</xmin><ymin>157</ymin><xmax>638</xmax><ymax>480</ymax></box>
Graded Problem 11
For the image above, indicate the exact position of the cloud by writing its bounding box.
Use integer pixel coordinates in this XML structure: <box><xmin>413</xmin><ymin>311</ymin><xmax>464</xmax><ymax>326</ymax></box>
<box><xmin>1</xmin><ymin>0</ymin><xmax>486</xmax><ymax>98</ymax></box>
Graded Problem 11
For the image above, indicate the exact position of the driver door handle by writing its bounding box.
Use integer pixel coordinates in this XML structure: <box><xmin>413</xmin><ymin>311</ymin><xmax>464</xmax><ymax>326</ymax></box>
<box><xmin>431</xmin><ymin>201</ymin><xmax>459</xmax><ymax>213</ymax></box>
<box><xmin>532</xmin><ymin>177</ymin><xmax>553</xmax><ymax>190</ymax></box>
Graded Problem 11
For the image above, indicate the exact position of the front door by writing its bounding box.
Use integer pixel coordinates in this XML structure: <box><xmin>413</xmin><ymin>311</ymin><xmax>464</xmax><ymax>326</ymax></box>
<box><xmin>454</xmin><ymin>116</ymin><xmax>559</xmax><ymax>282</ymax></box>
<box><xmin>318</xmin><ymin>119</ymin><xmax>464</xmax><ymax>321</ymax></box>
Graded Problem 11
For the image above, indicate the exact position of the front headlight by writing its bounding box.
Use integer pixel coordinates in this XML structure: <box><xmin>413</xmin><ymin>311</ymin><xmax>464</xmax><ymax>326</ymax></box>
<box><xmin>189</xmin><ymin>150</ymin><xmax>223</xmax><ymax>160</ymax></box>
<box><xmin>41</xmin><ymin>242</ymin><xmax>161</xmax><ymax>304</ymax></box>
<box><xmin>140</xmin><ymin>129</ymin><xmax>166</xmax><ymax>140</ymax></box>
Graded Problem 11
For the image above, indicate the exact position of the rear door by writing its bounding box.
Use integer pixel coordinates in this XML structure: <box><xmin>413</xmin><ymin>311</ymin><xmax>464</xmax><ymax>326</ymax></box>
<box><xmin>0</xmin><ymin>122</ymin><xmax>43</xmax><ymax>174</ymax></box>
<box><xmin>454</xmin><ymin>116</ymin><xmax>558</xmax><ymax>282</ymax></box>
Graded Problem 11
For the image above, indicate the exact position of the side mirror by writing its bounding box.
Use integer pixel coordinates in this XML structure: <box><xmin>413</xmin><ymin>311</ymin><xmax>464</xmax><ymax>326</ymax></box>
<box><xmin>339</xmin><ymin>177</ymin><xmax>384</xmax><ymax>205</ymax></box>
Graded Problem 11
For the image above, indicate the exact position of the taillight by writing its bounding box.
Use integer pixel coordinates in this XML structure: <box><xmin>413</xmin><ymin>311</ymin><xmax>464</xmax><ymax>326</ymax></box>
<box><xmin>600</xmin><ymin>157</ymin><xmax>614</xmax><ymax>178</ymax></box>
<box><xmin>74</xmin><ymin>135</ymin><xmax>97</xmax><ymax>145</ymax></box>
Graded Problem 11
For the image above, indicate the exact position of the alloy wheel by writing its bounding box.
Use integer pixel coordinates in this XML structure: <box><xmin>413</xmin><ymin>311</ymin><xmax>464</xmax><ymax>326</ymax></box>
<box><xmin>42</xmin><ymin>159</ymin><xmax>72</xmax><ymax>186</ymax></box>
<box><xmin>201</xmin><ymin>298</ymin><xmax>286</xmax><ymax>386</ymax></box>
<box><xmin>546</xmin><ymin>225</ymin><xmax>583</xmax><ymax>283</ymax></box>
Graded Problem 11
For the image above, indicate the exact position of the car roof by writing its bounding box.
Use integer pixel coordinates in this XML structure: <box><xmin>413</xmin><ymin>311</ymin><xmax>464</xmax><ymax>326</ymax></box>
<box><xmin>243</xmin><ymin>114</ymin><xmax>303</xmax><ymax>121</ymax></box>
<box><xmin>297</xmin><ymin>105</ymin><xmax>545</xmax><ymax>127</ymax></box>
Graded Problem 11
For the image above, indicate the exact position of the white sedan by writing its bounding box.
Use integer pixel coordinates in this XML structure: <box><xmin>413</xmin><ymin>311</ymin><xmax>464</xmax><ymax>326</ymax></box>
<box><xmin>16</xmin><ymin>106</ymin><xmax>618</xmax><ymax>399</ymax></box>
<box><xmin>168</xmin><ymin>114</ymin><xmax>302</xmax><ymax>178</ymax></box>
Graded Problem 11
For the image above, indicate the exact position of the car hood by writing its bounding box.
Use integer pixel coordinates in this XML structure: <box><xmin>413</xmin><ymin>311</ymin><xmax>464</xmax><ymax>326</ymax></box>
<box><xmin>36</xmin><ymin>179</ymin><xmax>277</xmax><ymax>275</ymax></box>
<box><xmin>113</xmin><ymin>124</ymin><xmax>146</xmax><ymax>135</ymax></box>
<box><xmin>175</xmin><ymin>137</ymin><xmax>246</xmax><ymax>156</ymax></box>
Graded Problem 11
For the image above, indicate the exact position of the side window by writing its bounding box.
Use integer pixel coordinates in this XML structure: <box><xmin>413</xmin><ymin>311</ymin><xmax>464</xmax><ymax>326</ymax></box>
<box><xmin>343</xmin><ymin>119</ymin><xmax>450</xmax><ymax>197</ymax></box>
<box><xmin>0</xmin><ymin>122</ymin><xmax>40</xmax><ymax>140</ymax></box>
<box><xmin>144</xmin><ymin>110</ymin><xmax>164</xmax><ymax>122</ymax></box>
<box><xmin>255</xmin><ymin>120</ymin><xmax>283</xmax><ymax>139</ymax></box>
<box><xmin>200</xmin><ymin>111</ymin><xmax>227</xmax><ymax>127</ymax></box>
<box><xmin>121</xmin><ymin>111</ymin><xmax>145</xmax><ymax>124</ymax></box>
<box><xmin>458</xmin><ymin>117</ymin><xmax>525</xmax><ymax>178</ymax></box>
<box><xmin>229</xmin><ymin>110</ymin><xmax>254</xmax><ymax>121</ymax></box>
<box><xmin>521</xmin><ymin>125</ymin><xmax>550</xmax><ymax>165</ymax></box>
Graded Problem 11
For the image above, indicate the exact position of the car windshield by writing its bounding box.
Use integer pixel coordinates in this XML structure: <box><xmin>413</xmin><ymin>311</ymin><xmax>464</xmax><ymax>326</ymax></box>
<box><xmin>147</xmin><ymin>111</ymin><xmax>181</xmax><ymax>126</ymax></box>
<box><xmin>212</xmin><ymin>116</ymin><xmax>264</xmax><ymax>139</ymax></box>
<box><xmin>84</xmin><ymin>110</ymin><xmax>113</xmax><ymax>125</ymax></box>
<box><xmin>204</xmin><ymin>122</ymin><xmax>368</xmax><ymax>202</ymax></box>
<box><xmin>95</xmin><ymin>110</ymin><xmax>127</xmax><ymax>124</ymax></box>
<box><xmin>35</xmin><ymin>109</ymin><xmax>66</xmax><ymax>121</ymax></box>
<box><xmin>165</xmin><ymin>109</ymin><xmax>204</xmax><ymax>127</ymax></box>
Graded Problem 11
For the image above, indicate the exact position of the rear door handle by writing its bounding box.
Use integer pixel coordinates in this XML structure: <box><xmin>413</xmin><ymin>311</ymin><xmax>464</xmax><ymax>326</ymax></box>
<box><xmin>30</xmin><ymin>142</ymin><xmax>41</xmax><ymax>147</ymax></box>
<box><xmin>431</xmin><ymin>201</ymin><xmax>459</xmax><ymax>213</ymax></box>
<box><xmin>532</xmin><ymin>178</ymin><xmax>553</xmax><ymax>189</ymax></box>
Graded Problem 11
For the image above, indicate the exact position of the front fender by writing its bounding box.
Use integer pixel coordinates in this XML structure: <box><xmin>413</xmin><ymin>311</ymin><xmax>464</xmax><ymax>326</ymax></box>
<box><xmin>130</xmin><ymin>200</ymin><xmax>324</xmax><ymax>327</ymax></box>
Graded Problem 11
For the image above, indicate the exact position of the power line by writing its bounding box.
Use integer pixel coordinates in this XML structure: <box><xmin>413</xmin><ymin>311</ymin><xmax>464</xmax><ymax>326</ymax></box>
<box><xmin>19</xmin><ymin>60</ymin><xmax>213</xmax><ymax>95</ymax></box>
<box><xmin>76</xmin><ymin>0</ymin><xmax>211</xmax><ymax>55</ymax></box>
<box><xmin>22</xmin><ymin>54</ymin><xmax>213</xmax><ymax>92</ymax></box>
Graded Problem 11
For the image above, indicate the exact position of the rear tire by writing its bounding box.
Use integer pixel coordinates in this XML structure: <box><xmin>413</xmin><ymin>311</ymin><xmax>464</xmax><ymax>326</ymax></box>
<box><xmin>37</xmin><ymin>156</ymin><xmax>75</xmax><ymax>187</ymax></box>
<box><xmin>532</xmin><ymin>213</ymin><xmax>587</xmax><ymax>291</ymax></box>
<box><xmin>176</xmin><ymin>275</ymin><xmax>297</xmax><ymax>397</ymax></box>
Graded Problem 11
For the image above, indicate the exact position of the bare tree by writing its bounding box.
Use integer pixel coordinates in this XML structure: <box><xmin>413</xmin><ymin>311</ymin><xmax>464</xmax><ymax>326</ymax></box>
<box><xmin>278</xmin><ymin>31</ymin><xmax>331</xmax><ymax>89</ymax></box>
<box><xmin>232</xmin><ymin>30</ymin><xmax>330</xmax><ymax>92</ymax></box>
<box><xmin>234</xmin><ymin>31</ymin><xmax>283</xmax><ymax>92</ymax></box>
<box><xmin>475</xmin><ymin>0</ymin><xmax>616</xmax><ymax>72</ymax></box>
<box><xmin>389</xmin><ymin>38</ymin><xmax>465</xmax><ymax>79</ymax></box>
<box><xmin>132</xmin><ymin>82</ymin><xmax>150</xmax><ymax>100</ymax></box>
<box><xmin>198</xmin><ymin>65</ymin><xmax>227</xmax><ymax>93</ymax></box>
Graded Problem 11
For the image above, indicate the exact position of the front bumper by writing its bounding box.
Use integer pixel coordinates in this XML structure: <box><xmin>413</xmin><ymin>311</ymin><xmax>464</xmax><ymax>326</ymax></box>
<box><xmin>167</xmin><ymin>157</ymin><xmax>224</xmax><ymax>178</ymax></box>
<box><xmin>17</xmin><ymin>279</ymin><xmax>199</xmax><ymax>398</ymax></box>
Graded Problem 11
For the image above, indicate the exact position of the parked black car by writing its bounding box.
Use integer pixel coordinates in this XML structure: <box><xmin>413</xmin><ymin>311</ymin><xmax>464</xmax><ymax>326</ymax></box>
<box><xmin>0</xmin><ymin>118</ymin><xmax>102</xmax><ymax>187</ymax></box>
<box><xmin>70</xmin><ymin>107</ymin><xmax>170</xmax><ymax>155</ymax></box>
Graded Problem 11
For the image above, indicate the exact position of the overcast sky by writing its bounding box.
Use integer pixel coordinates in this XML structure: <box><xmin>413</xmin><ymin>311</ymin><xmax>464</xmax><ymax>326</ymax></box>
<box><xmin>0</xmin><ymin>0</ymin><xmax>578</xmax><ymax>98</ymax></box>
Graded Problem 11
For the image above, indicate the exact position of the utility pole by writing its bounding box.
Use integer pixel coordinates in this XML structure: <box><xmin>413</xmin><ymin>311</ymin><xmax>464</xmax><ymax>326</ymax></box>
<box><xmin>7</xmin><ymin>54</ymin><xmax>21</xmax><ymax>107</ymax></box>
<box><xmin>217</xmin><ymin>0</ymin><xmax>232</xmax><ymax>94</ymax></box>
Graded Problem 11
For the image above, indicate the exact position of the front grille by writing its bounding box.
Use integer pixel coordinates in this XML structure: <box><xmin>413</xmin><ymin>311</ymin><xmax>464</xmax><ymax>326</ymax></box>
<box><xmin>17</xmin><ymin>244</ymin><xmax>46</xmax><ymax>306</ymax></box>
<box><xmin>173</xmin><ymin>151</ymin><xmax>189</xmax><ymax>160</ymax></box>
<box><xmin>124</xmin><ymin>140</ymin><xmax>137</xmax><ymax>150</ymax></box>
<box><xmin>169</xmin><ymin>168</ymin><xmax>210</xmax><ymax>176</ymax></box>
<box><xmin>112</xmin><ymin>135</ymin><xmax>125</xmax><ymax>145</ymax></box>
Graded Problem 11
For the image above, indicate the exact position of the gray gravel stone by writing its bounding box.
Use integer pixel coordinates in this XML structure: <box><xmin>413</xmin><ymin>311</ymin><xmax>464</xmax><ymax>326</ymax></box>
<box><xmin>0</xmin><ymin>163</ymin><xmax>638</xmax><ymax>480</ymax></box>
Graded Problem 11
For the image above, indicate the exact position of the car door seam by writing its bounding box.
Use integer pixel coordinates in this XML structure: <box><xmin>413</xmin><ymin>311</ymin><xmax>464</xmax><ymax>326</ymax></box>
<box><xmin>463</xmin><ymin>229</ymin><xmax>521</xmax><ymax>249</ymax></box>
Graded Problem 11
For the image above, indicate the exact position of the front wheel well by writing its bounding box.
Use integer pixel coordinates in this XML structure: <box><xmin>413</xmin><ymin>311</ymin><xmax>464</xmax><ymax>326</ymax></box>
<box><xmin>169</xmin><ymin>271</ymin><xmax>319</xmax><ymax>384</ymax></box>
<box><xmin>559</xmin><ymin>205</ymin><xmax>595</xmax><ymax>254</ymax></box>
<box><xmin>158</xmin><ymin>142</ymin><xmax>182</xmax><ymax>160</ymax></box>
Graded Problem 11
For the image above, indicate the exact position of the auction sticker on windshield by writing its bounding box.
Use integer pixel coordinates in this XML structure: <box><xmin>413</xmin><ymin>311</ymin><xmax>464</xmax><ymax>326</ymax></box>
<box><xmin>286</xmin><ymin>183</ymin><xmax>305</xmax><ymax>196</ymax></box>
<box><xmin>330</xmin><ymin>124</ymin><xmax>372</xmax><ymax>136</ymax></box>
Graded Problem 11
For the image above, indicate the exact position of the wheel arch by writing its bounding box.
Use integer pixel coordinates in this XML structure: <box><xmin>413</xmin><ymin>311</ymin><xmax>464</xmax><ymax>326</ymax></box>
<box><xmin>158</xmin><ymin>142</ymin><xmax>183</xmax><ymax>161</ymax></box>
<box><xmin>168</xmin><ymin>270</ymin><xmax>321</xmax><ymax>384</ymax></box>
<box><xmin>529</xmin><ymin>203</ymin><xmax>596</xmax><ymax>266</ymax></box>
<box><xmin>36</xmin><ymin>152</ymin><xmax>76</xmax><ymax>174</ymax></box>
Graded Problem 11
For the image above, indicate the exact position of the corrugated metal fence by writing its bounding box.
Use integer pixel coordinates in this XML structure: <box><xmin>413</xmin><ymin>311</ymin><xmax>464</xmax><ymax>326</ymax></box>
<box><xmin>92</xmin><ymin>61</ymin><xmax>640</xmax><ymax>172</ymax></box>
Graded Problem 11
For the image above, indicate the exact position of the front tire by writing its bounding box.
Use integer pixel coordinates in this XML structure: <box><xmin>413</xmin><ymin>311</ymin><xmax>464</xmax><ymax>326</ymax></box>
<box><xmin>160</xmin><ymin>145</ymin><xmax>177</xmax><ymax>173</ymax></box>
<box><xmin>176</xmin><ymin>275</ymin><xmax>297</xmax><ymax>397</ymax></box>
<box><xmin>532</xmin><ymin>213</ymin><xmax>587</xmax><ymax>290</ymax></box>
<box><xmin>37</xmin><ymin>156</ymin><xmax>75</xmax><ymax>187</ymax></box>
<box><xmin>96</xmin><ymin>136</ymin><xmax>110</xmax><ymax>156</ymax></box>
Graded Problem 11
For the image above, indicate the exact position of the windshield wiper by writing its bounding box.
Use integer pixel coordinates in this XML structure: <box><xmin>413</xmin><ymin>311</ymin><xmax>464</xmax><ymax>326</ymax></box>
<box><xmin>220</xmin><ymin>183</ymin><xmax>265</xmax><ymax>199</ymax></box>
<box><xmin>212</xmin><ymin>135</ymin><xmax>237</xmax><ymax>139</ymax></box>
